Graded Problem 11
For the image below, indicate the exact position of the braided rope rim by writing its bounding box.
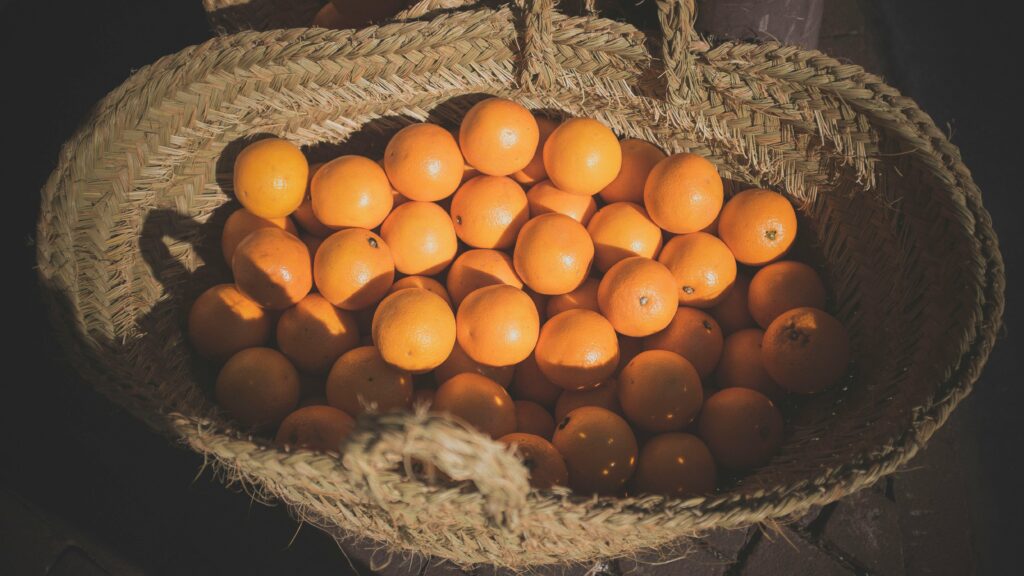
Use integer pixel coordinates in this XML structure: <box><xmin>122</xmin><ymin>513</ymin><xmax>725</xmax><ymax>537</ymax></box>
<box><xmin>36</xmin><ymin>0</ymin><xmax>1004</xmax><ymax>568</ymax></box>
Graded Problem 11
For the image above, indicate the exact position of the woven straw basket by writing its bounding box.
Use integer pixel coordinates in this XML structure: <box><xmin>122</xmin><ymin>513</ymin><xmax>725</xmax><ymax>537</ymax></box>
<box><xmin>37</xmin><ymin>0</ymin><xmax>1004</xmax><ymax>568</ymax></box>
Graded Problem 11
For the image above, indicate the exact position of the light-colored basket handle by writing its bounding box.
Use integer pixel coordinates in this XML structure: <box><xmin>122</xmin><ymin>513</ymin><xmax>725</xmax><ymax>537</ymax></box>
<box><xmin>342</xmin><ymin>408</ymin><xmax>532</xmax><ymax>527</ymax></box>
<box><xmin>656</xmin><ymin>0</ymin><xmax>698</xmax><ymax>105</ymax></box>
<box><xmin>516</xmin><ymin>0</ymin><xmax>560</xmax><ymax>89</ymax></box>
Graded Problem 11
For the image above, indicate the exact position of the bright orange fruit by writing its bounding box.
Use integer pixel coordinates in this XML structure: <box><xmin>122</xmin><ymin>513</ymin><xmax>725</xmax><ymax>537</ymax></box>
<box><xmin>310</xmin><ymin>155</ymin><xmax>393</xmax><ymax>229</ymax></box>
<box><xmin>313</xmin><ymin>229</ymin><xmax>394</xmax><ymax>310</ymax></box>
<box><xmin>587</xmin><ymin>202</ymin><xmax>663</xmax><ymax>272</ymax></box>
<box><xmin>657</xmin><ymin>232</ymin><xmax>737</xmax><ymax>308</ymax></box>
<box><xmin>232</xmin><ymin>227</ymin><xmax>312</xmax><ymax>310</ymax></box>
<box><xmin>445</xmin><ymin>249</ymin><xmax>523</xmax><ymax>307</ymax></box>
<box><xmin>542</xmin><ymin>118</ymin><xmax>622</xmax><ymax>196</ymax></box>
<box><xmin>717</xmin><ymin>188</ymin><xmax>798</xmax><ymax>265</ymax></box>
<box><xmin>449</xmin><ymin>175</ymin><xmax>529</xmax><ymax>249</ymax></box>
<box><xmin>535</xmin><ymin>309</ymin><xmax>619</xmax><ymax>391</ymax></box>
<box><xmin>525</xmin><ymin>180</ymin><xmax>597</xmax><ymax>225</ymax></box>
<box><xmin>597</xmin><ymin>257</ymin><xmax>678</xmax><ymax>337</ymax></box>
<box><xmin>380</xmin><ymin>201</ymin><xmax>458</xmax><ymax>276</ymax></box>
<box><xmin>233</xmin><ymin>138</ymin><xmax>308</xmax><ymax>218</ymax></box>
<box><xmin>456</xmin><ymin>285</ymin><xmax>540</xmax><ymax>367</ymax></box>
<box><xmin>513</xmin><ymin>213</ymin><xmax>594</xmax><ymax>295</ymax></box>
<box><xmin>643</xmin><ymin>153</ymin><xmax>723</xmax><ymax>233</ymax></box>
<box><xmin>383</xmin><ymin>123</ymin><xmax>464</xmax><ymax>201</ymax></box>
<box><xmin>598</xmin><ymin>138</ymin><xmax>665</xmax><ymax>204</ymax></box>
<box><xmin>459</xmin><ymin>98</ymin><xmax>540</xmax><ymax>176</ymax></box>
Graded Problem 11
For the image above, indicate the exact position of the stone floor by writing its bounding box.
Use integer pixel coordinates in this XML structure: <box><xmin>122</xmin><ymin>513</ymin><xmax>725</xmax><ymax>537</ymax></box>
<box><xmin>2</xmin><ymin>1</ymin><xmax>1018</xmax><ymax>575</ymax></box>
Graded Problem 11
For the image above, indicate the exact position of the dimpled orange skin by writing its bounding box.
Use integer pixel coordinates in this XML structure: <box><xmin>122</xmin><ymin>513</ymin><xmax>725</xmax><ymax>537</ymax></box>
<box><xmin>717</xmin><ymin>328</ymin><xmax>784</xmax><ymax>398</ymax></box>
<box><xmin>643</xmin><ymin>153</ymin><xmax>723</xmax><ymax>234</ymax></box>
<box><xmin>718</xmin><ymin>189</ymin><xmax>798</xmax><ymax>265</ymax></box>
<box><xmin>599</xmin><ymin>139</ymin><xmax>666</xmax><ymax>204</ymax></box>
<box><xmin>535</xmin><ymin>309</ymin><xmax>620</xmax><ymax>391</ymax></box>
<box><xmin>434</xmin><ymin>340</ymin><xmax>516</xmax><ymax>388</ymax></box>
<box><xmin>232</xmin><ymin>227</ymin><xmax>312</xmax><ymax>310</ymax></box>
<box><xmin>514</xmin><ymin>400</ymin><xmax>556</xmax><ymax>438</ymax></box>
<box><xmin>632</xmin><ymin>433</ymin><xmax>717</xmax><ymax>497</ymax></box>
<box><xmin>449</xmin><ymin>175</ymin><xmax>529</xmax><ymax>249</ymax></box>
<box><xmin>188</xmin><ymin>284</ymin><xmax>273</xmax><ymax>361</ymax></box>
<box><xmin>233</xmin><ymin>138</ymin><xmax>308</xmax><ymax>218</ymax></box>
<box><xmin>275</xmin><ymin>405</ymin><xmax>355</xmax><ymax>452</ymax></box>
<box><xmin>313</xmin><ymin>228</ymin><xmax>395</xmax><ymax>310</ymax></box>
<box><xmin>512</xmin><ymin>116</ymin><xmax>559</xmax><ymax>186</ymax></box>
<box><xmin>546</xmin><ymin>277</ymin><xmax>600</xmax><ymax>318</ymax></box>
<box><xmin>380</xmin><ymin>201</ymin><xmax>458</xmax><ymax>275</ymax></box>
<box><xmin>276</xmin><ymin>294</ymin><xmax>360</xmax><ymax>374</ymax></box>
<box><xmin>499</xmin><ymin>433</ymin><xmax>568</xmax><ymax>489</ymax></box>
<box><xmin>433</xmin><ymin>373</ymin><xmax>517</xmax><ymax>439</ymax></box>
<box><xmin>597</xmin><ymin>257</ymin><xmax>678</xmax><ymax>337</ymax></box>
<box><xmin>310</xmin><ymin>155</ymin><xmax>393</xmax><ymax>230</ymax></box>
<box><xmin>526</xmin><ymin>180</ymin><xmax>598</xmax><ymax>225</ymax></box>
<box><xmin>384</xmin><ymin>123</ymin><xmax>464</xmax><ymax>201</ymax></box>
<box><xmin>554</xmin><ymin>380</ymin><xmax>621</xmax><ymax>422</ymax></box>
<box><xmin>372</xmin><ymin>288</ymin><xmax>457</xmax><ymax>373</ymax></box>
<box><xmin>326</xmin><ymin>345</ymin><xmax>413</xmax><ymax>415</ymax></box>
<box><xmin>221</xmin><ymin>208</ymin><xmax>298</xmax><ymax>265</ymax></box>
<box><xmin>710</xmin><ymin>274</ymin><xmax>756</xmax><ymax>335</ymax></box>
<box><xmin>445</xmin><ymin>249</ymin><xmax>523</xmax><ymax>307</ymax></box>
<box><xmin>459</xmin><ymin>98</ymin><xmax>540</xmax><ymax>176</ymax></box>
<box><xmin>215</xmin><ymin>347</ymin><xmax>300</xmax><ymax>428</ymax></box>
<box><xmin>644</xmin><ymin>307</ymin><xmax>724</xmax><ymax>379</ymax></box>
<box><xmin>456</xmin><ymin>285</ymin><xmax>540</xmax><ymax>367</ymax></box>
<box><xmin>552</xmin><ymin>406</ymin><xmax>638</xmax><ymax>495</ymax></box>
<box><xmin>387</xmin><ymin>276</ymin><xmax>452</xmax><ymax>308</ymax></box>
<box><xmin>748</xmin><ymin>261</ymin><xmax>826</xmax><ymax>329</ymax></box>
<box><xmin>510</xmin><ymin>353</ymin><xmax>563</xmax><ymax>409</ymax></box>
<box><xmin>587</xmin><ymin>202</ymin><xmax>664</xmax><ymax>272</ymax></box>
<box><xmin>762</xmin><ymin>307</ymin><xmax>849</xmax><ymax>394</ymax></box>
<box><xmin>618</xmin><ymin>350</ymin><xmax>703</xmax><ymax>433</ymax></box>
<box><xmin>657</xmin><ymin>232</ymin><xmax>738</xmax><ymax>308</ymax></box>
<box><xmin>698</xmin><ymin>387</ymin><xmax>784</xmax><ymax>470</ymax></box>
<box><xmin>543</xmin><ymin>118</ymin><xmax>623</xmax><ymax>196</ymax></box>
<box><xmin>513</xmin><ymin>213</ymin><xmax>595</xmax><ymax>295</ymax></box>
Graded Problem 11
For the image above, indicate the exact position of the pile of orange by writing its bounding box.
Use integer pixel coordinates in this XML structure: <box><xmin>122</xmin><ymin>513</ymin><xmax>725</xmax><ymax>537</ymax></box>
<box><xmin>190</xmin><ymin>96</ymin><xmax>851</xmax><ymax>498</ymax></box>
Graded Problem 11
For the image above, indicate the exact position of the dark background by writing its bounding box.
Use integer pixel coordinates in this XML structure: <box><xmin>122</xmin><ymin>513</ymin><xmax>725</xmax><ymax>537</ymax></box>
<box><xmin>2</xmin><ymin>1</ymin><xmax>1020</xmax><ymax>574</ymax></box>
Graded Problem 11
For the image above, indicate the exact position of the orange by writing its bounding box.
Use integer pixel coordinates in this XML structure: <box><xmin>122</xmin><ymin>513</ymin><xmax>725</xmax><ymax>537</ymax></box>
<box><xmin>276</xmin><ymin>293</ymin><xmax>360</xmax><ymax>374</ymax></box>
<box><xmin>748</xmin><ymin>261</ymin><xmax>826</xmax><ymax>329</ymax></box>
<box><xmin>456</xmin><ymin>285</ymin><xmax>540</xmax><ymax>367</ymax></box>
<box><xmin>233</xmin><ymin>227</ymin><xmax>312</xmax><ymax>310</ymax></box>
<box><xmin>388</xmin><ymin>275</ymin><xmax>452</xmax><ymax>308</ymax></box>
<box><xmin>618</xmin><ymin>350</ymin><xmax>703</xmax><ymax>433</ymax></box>
<box><xmin>762</xmin><ymin>307</ymin><xmax>849</xmax><ymax>394</ymax></box>
<box><xmin>513</xmin><ymin>213</ymin><xmax>594</xmax><ymax>295</ymax></box>
<box><xmin>215</xmin><ymin>347</ymin><xmax>300</xmax><ymax>428</ymax></box>
<box><xmin>631</xmin><ymin>433</ymin><xmax>716</xmax><ymax>497</ymax></box>
<box><xmin>598</xmin><ymin>138</ymin><xmax>666</xmax><ymax>204</ymax></box>
<box><xmin>221</xmin><ymin>208</ymin><xmax>297</xmax><ymax>264</ymax></box>
<box><xmin>275</xmin><ymin>405</ymin><xmax>355</xmax><ymax>453</ymax></box>
<box><xmin>657</xmin><ymin>232</ymin><xmax>737</xmax><ymax>308</ymax></box>
<box><xmin>310</xmin><ymin>155</ymin><xmax>393</xmax><ymax>229</ymax></box>
<box><xmin>188</xmin><ymin>284</ymin><xmax>272</xmax><ymax>361</ymax></box>
<box><xmin>445</xmin><ymin>249</ymin><xmax>523</xmax><ymax>307</ymax></box>
<box><xmin>293</xmin><ymin>163</ymin><xmax>335</xmax><ymax>237</ymax></box>
<box><xmin>717</xmin><ymin>328</ymin><xmax>783</xmax><ymax>398</ymax></box>
<box><xmin>509</xmin><ymin>352</ymin><xmax>563</xmax><ymax>409</ymax></box>
<box><xmin>525</xmin><ymin>180</ymin><xmax>597</xmax><ymax>225</ymax></box>
<box><xmin>233</xmin><ymin>138</ymin><xmax>308</xmax><ymax>218</ymax></box>
<box><xmin>717</xmin><ymin>188</ymin><xmax>797</xmax><ymax>265</ymax></box>
<box><xmin>554</xmin><ymin>380</ymin><xmax>620</xmax><ymax>422</ymax></box>
<box><xmin>512</xmin><ymin>115</ymin><xmax>559</xmax><ymax>186</ymax></box>
<box><xmin>710</xmin><ymin>273</ymin><xmax>755</xmax><ymax>335</ymax></box>
<box><xmin>643</xmin><ymin>153</ymin><xmax>723</xmax><ymax>233</ymax></box>
<box><xmin>551</xmin><ymin>406</ymin><xmax>637</xmax><ymax>495</ymax></box>
<box><xmin>499</xmin><ymin>433</ymin><xmax>568</xmax><ymax>489</ymax></box>
<box><xmin>587</xmin><ymin>202</ymin><xmax>663</xmax><ymax>272</ymax></box>
<box><xmin>372</xmin><ymin>288</ymin><xmax>457</xmax><ymax>372</ymax></box>
<box><xmin>383</xmin><ymin>123</ymin><xmax>463</xmax><ymax>201</ymax></box>
<box><xmin>434</xmin><ymin>340</ymin><xmax>516</xmax><ymax>388</ymax></box>
<box><xmin>459</xmin><ymin>98</ymin><xmax>540</xmax><ymax>176</ymax></box>
<box><xmin>644</xmin><ymin>307</ymin><xmax>724</xmax><ymax>379</ymax></box>
<box><xmin>543</xmin><ymin>118</ymin><xmax>622</xmax><ymax>196</ymax></box>
<box><xmin>326</xmin><ymin>345</ymin><xmax>413</xmax><ymax>415</ymax></box>
<box><xmin>313</xmin><ymin>228</ymin><xmax>394</xmax><ymax>310</ymax></box>
<box><xmin>698</xmin><ymin>388</ymin><xmax>783</xmax><ymax>470</ymax></box>
<box><xmin>545</xmin><ymin>277</ymin><xmax>600</xmax><ymax>318</ymax></box>
<box><xmin>433</xmin><ymin>373</ymin><xmax>517</xmax><ymax>439</ymax></box>
<box><xmin>380</xmin><ymin>201</ymin><xmax>458</xmax><ymax>275</ymax></box>
<box><xmin>535</xmin><ymin>309</ymin><xmax>619</xmax><ymax>390</ymax></box>
<box><xmin>514</xmin><ymin>400</ymin><xmax>556</xmax><ymax>438</ymax></box>
<box><xmin>449</xmin><ymin>175</ymin><xmax>529</xmax><ymax>249</ymax></box>
<box><xmin>300</xmin><ymin>232</ymin><xmax>324</xmax><ymax>262</ymax></box>
<box><xmin>616</xmin><ymin>335</ymin><xmax>644</xmax><ymax>375</ymax></box>
<box><xmin>597</xmin><ymin>256</ymin><xmax>677</xmax><ymax>337</ymax></box>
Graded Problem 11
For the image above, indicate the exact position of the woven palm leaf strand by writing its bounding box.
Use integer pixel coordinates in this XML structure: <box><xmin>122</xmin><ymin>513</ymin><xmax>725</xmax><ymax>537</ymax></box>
<box><xmin>37</xmin><ymin>0</ymin><xmax>1002</xmax><ymax>568</ymax></box>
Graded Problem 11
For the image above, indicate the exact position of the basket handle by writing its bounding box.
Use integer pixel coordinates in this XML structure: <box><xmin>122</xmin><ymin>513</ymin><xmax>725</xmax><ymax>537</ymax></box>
<box><xmin>342</xmin><ymin>409</ymin><xmax>532</xmax><ymax>528</ymax></box>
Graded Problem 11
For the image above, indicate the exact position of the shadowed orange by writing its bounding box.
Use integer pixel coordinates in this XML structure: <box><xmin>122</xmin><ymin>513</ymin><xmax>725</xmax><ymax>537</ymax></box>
<box><xmin>313</xmin><ymin>228</ymin><xmax>394</xmax><ymax>310</ymax></box>
<box><xmin>434</xmin><ymin>373</ymin><xmax>516</xmax><ymax>439</ymax></box>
